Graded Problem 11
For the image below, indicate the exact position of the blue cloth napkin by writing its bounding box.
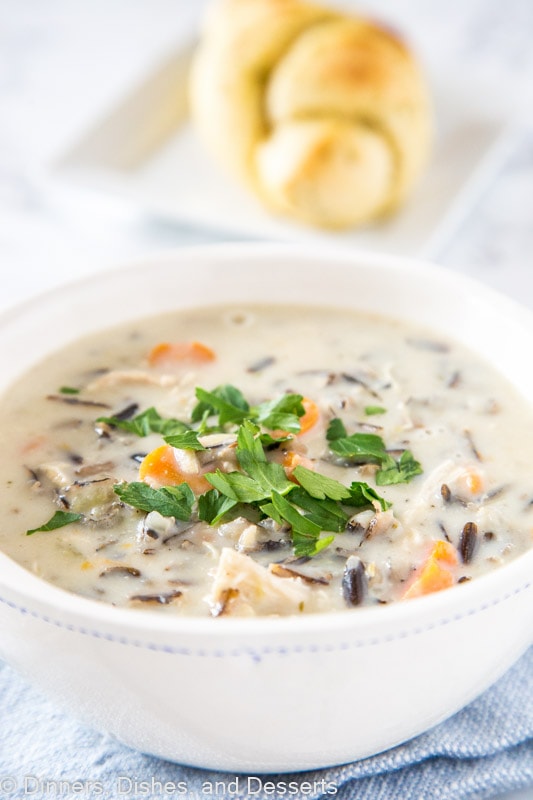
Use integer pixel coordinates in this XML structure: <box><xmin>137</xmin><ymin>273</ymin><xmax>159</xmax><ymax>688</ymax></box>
<box><xmin>0</xmin><ymin>647</ymin><xmax>531</xmax><ymax>800</ymax></box>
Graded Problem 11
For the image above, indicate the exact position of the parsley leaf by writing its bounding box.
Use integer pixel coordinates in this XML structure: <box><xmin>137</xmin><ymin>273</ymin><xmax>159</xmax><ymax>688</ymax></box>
<box><xmin>205</xmin><ymin>470</ymin><xmax>270</xmax><ymax>503</ymax></box>
<box><xmin>288</xmin><ymin>488</ymin><xmax>349</xmax><ymax>533</ymax></box>
<box><xmin>328</xmin><ymin>419</ymin><xmax>423</xmax><ymax>485</ymax></box>
<box><xmin>236</xmin><ymin>421</ymin><xmax>294</xmax><ymax>495</ymax></box>
<box><xmin>376</xmin><ymin>450</ymin><xmax>423</xmax><ymax>485</ymax></box>
<box><xmin>163</xmin><ymin>430</ymin><xmax>207</xmax><ymax>451</ymax></box>
<box><xmin>259</xmin><ymin>431</ymin><xmax>294</xmax><ymax>447</ymax></box>
<box><xmin>346</xmin><ymin>482</ymin><xmax>391</xmax><ymax>511</ymax></box>
<box><xmin>192</xmin><ymin>385</ymin><xmax>250</xmax><ymax>426</ymax></box>
<box><xmin>254</xmin><ymin>393</ymin><xmax>304</xmax><ymax>433</ymax></box>
<box><xmin>98</xmin><ymin>407</ymin><xmax>190</xmax><ymax>437</ymax></box>
<box><xmin>114</xmin><ymin>482</ymin><xmax>194</xmax><ymax>520</ymax></box>
<box><xmin>27</xmin><ymin>510</ymin><xmax>83</xmax><ymax>535</ymax></box>
<box><xmin>243</xmin><ymin>459</ymin><xmax>293</xmax><ymax>496</ymax></box>
<box><xmin>198</xmin><ymin>489</ymin><xmax>238</xmax><ymax>525</ymax></box>
<box><xmin>329</xmin><ymin>431</ymin><xmax>394</xmax><ymax>466</ymax></box>
<box><xmin>59</xmin><ymin>386</ymin><xmax>80</xmax><ymax>395</ymax></box>
<box><xmin>265</xmin><ymin>492</ymin><xmax>334</xmax><ymax>557</ymax></box>
<box><xmin>364</xmin><ymin>405</ymin><xmax>386</xmax><ymax>416</ymax></box>
<box><xmin>292</xmin><ymin>465</ymin><xmax>351</xmax><ymax>502</ymax></box>
<box><xmin>326</xmin><ymin>418</ymin><xmax>348</xmax><ymax>441</ymax></box>
<box><xmin>192</xmin><ymin>386</ymin><xmax>305</xmax><ymax>434</ymax></box>
<box><xmin>269</xmin><ymin>491</ymin><xmax>320</xmax><ymax>534</ymax></box>
<box><xmin>312</xmin><ymin>535</ymin><xmax>336</xmax><ymax>555</ymax></box>
<box><xmin>236</xmin><ymin>419</ymin><xmax>266</xmax><ymax>464</ymax></box>
<box><xmin>195</xmin><ymin>407</ymin><xmax>219</xmax><ymax>436</ymax></box>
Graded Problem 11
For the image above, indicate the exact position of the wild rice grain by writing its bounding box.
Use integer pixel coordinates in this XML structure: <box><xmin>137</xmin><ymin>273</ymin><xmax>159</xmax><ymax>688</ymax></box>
<box><xmin>342</xmin><ymin>556</ymin><xmax>367</xmax><ymax>607</ymax></box>
<box><xmin>459</xmin><ymin>522</ymin><xmax>478</xmax><ymax>564</ymax></box>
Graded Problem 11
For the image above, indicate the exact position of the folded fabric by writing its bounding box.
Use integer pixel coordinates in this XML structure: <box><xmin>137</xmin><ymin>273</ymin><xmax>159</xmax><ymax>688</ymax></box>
<box><xmin>0</xmin><ymin>647</ymin><xmax>531</xmax><ymax>800</ymax></box>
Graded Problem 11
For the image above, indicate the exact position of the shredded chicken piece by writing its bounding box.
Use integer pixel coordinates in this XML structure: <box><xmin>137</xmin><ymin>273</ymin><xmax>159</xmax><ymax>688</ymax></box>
<box><xmin>410</xmin><ymin>461</ymin><xmax>485</xmax><ymax>515</ymax></box>
<box><xmin>207</xmin><ymin>548</ymin><xmax>314</xmax><ymax>617</ymax></box>
<box><xmin>32</xmin><ymin>462</ymin><xmax>72</xmax><ymax>490</ymax></box>
<box><xmin>86</xmin><ymin>370</ymin><xmax>178</xmax><ymax>391</ymax></box>
<box><xmin>237</xmin><ymin>524</ymin><xmax>262</xmax><ymax>552</ymax></box>
<box><xmin>215</xmin><ymin>517</ymin><xmax>259</xmax><ymax>547</ymax></box>
<box><xmin>75</xmin><ymin>461</ymin><xmax>115</xmax><ymax>478</ymax></box>
<box><xmin>364</xmin><ymin>509</ymin><xmax>396</xmax><ymax>540</ymax></box>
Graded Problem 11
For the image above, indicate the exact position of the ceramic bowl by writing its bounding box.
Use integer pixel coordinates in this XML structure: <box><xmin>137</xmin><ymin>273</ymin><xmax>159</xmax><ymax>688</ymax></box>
<box><xmin>0</xmin><ymin>244</ymin><xmax>532</xmax><ymax>772</ymax></box>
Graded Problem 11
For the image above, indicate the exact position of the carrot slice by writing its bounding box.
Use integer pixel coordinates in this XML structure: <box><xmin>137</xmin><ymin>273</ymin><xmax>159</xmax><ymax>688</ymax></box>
<box><xmin>147</xmin><ymin>341</ymin><xmax>215</xmax><ymax>366</ymax></box>
<box><xmin>271</xmin><ymin>398</ymin><xmax>320</xmax><ymax>438</ymax></box>
<box><xmin>403</xmin><ymin>559</ymin><xmax>454</xmax><ymax>600</ymax></box>
<box><xmin>465</xmin><ymin>471</ymin><xmax>484</xmax><ymax>496</ymax></box>
<box><xmin>20</xmin><ymin>435</ymin><xmax>47</xmax><ymax>454</ymax></box>
<box><xmin>282</xmin><ymin>451</ymin><xmax>315</xmax><ymax>481</ymax></box>
<box><xmin>431</xmin><ymin>539</ymin><xmax>458</xmax><ymax>567</ymax></box>
<box><xmin>299</xmin><ymin>398</ymin><xmax>320</xmax><ymax>435</ymax></box>
<box><xmin>402</xmin><ymin>540</ymin><xmax>458</xmax><ymax>600</ymax></box>
<box><xmin>139</xmin><ymin>444</ymin><xmax>210</xmax><ymax>494</ymax></box>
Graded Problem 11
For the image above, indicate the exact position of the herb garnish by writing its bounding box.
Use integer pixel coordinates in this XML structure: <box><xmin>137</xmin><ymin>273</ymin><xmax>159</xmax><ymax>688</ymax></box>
<box><xmin>198</xmin><ymin>489</ymin><xmax>240</xmax><ymax>526</ymax></box>
<box><xmin>327</xmin><ymin>417</ymin><xmax>422</xmax><ymax>485</ymax></box>
<box><xmin>267</xmin><ymin>491</ymin><xmax>330</xmax><ymax>557</ymax></box>
<box><xmin>27</xmin><ymin>510</ymin><xmax>83</xmax><ymax>535</ymax></box>
<box><xmin>29</xmin><ymin>387</ymin><xmax>418</xmax><ymax>557</ymax></box>
<box><xmin>163</xmin><ymin>430</ymin><xmax>207</xmax><ymax>451</ymax></box>
<box><xmin>291</xmin><ymin>465</ymin><xmax>351</xmax><ymax>501</ymax></box>
<box><xmin>364</xmin><ymin>405</ymin><xmax>386</xmax><ymax>416</ymax></box>
<box><xmin>326</xmin><ymin>418</ymin><xmax>347</xmax><ymax>441</ymax></box>
<box><xmin>97</xmin><ymin>407</ymin><xmax>190</xmax><ymax>437</ymax></box>
<box><xmin>98</xmin><ymin>388</ymin><xmax>305</xmax><ymax>440</ymax></box>
<box><xmin>375</xmin><ymin>450</ymin><xmax>423</xmax><ymax>485</ymax></box>
<box><xmin>346</xmin><ymin>481</ymin><xmax>392</xmax><ymax>510</ymax></box>
<box><xmin>192</xmin><ymin>385</ymin><xmax>305</xmax><ymax>433</ymax></box>
<box><xmin>59</xmin><ymin>386</ymin><xmax>80</xmax><ymax>395</ymax></box>
<box><xmin>114</xmin><ymin>482</ymin><xmax>195</xmax><ymax>521</ymax></box>
<box><xmin>193</xmin><ymin>385</ymin><xmax>251</xmax><ymax>427</ymax></box>
<box><xmin>328</xmin><ymin>430</ymin><xmax>391</xmax><ymax>464</ymax></box>
<box><xmin>108</xmin><ymin>416</ymin><xmax>392</xmax><ymax>557</ymax></box>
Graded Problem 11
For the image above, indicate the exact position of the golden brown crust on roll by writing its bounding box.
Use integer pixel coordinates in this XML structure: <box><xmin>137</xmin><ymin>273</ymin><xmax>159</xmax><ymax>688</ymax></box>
<box><xmin>190</xmin><ymin>0</ymin><xmax>431</xmax><ymax>229</ymax></box>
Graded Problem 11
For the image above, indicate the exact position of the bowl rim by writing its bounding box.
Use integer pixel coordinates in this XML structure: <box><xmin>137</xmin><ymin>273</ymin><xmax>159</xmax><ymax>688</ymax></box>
<box><xmin>1</xmin><ymin>241</ymin><xmax>532</xmax><ymax>645</ymax></box>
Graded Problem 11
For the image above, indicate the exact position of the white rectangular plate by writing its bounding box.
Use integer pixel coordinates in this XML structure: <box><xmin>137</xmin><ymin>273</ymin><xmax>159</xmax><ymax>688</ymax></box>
<box><xmin>54</xmin><ymin>43</ymin><xmax>516</xmax><ymax>258</ymax></box>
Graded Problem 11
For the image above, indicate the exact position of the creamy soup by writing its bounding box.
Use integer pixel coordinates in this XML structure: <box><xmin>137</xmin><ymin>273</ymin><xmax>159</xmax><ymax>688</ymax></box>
<box><xmin>0</xmin><ymin>305</ymin><xmax>532</xmax><ymax>616</ymax></box>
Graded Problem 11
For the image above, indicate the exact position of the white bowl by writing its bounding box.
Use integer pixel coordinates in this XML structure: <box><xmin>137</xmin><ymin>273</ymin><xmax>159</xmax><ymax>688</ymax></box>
<box><xmin>0</xmin><ymin>244</ymin><xmax>532</xmax><ymax>773</ymax></box>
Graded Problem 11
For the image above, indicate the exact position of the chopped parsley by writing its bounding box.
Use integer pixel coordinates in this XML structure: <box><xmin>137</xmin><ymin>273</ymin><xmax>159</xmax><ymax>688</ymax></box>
<box><xmin>107</xmin><ymin>412</ymin><xmax>394</xmax><ymax>556</ymax></box>
<box><xmin>29</xmin><ymin>387</ymin><xmax>421</xmax><ymax>558</ymax></box>
<box><xmin>192</xmin><ymin>384</ymin><xmax>305</xmax><ymax>433</ymax></box>
<box><xmin>375</xmin><ymin>450</ymin><xmax>423</xmax><ymax>485</ymax></box>
<box><xmin>326</xmin><ymin>418</ymin><xmax>348</xmax><ymax>441</ymax></box>
<box><xmin>327</xmin><ymin>417</ymin><xmax>423</xmax><ymax>486</ymax></box>
<box><xmin>328</xmin><ymin>431</ymin><xmax>392</xmax><ymax>465</ymax></box>
<box><xmin>206</xmin><ymin>469</ymin><xmax>273</xmax><ymax>503</ymax></box>
<box><xmin>291</xmin><ymin>465</ymin><xmax>351</xmax><ymax>502</ymax></box>
<box><xmin>364</xmin><ymin>405</ymin><xmax>386</xmax><ymax>416</ymax></box>
<box><xmin>27</xmin><ymin>510</ymin><xmax>83</xmax><ymax>535</ymax></box>
<box><xmin>59</xmin><ymin>386</ymin><xmax>81</xmax><ymax>395</ymax></box>
<box><xmin>97</xmin><ymin>406</ymin><xmax>190</xmax><ymax>437</ymax></box>
<box><xmin>346</xmin><ymin>482</ymin><xmax>392</xmax><ymax>511</ymax></box>
<box><xmin>198</xmin><ymin>489</ymin><xmax>239</xmax><ymax>526</ymax></box>
<box><xmin>193</xmin><ymin>385</ymin><xmax>250</xmax><ymax>427</ymax></box>
<box><xmin>163</xmin><ymin>430</ymin><xmax>207</xmax><ymax>451</ymax></box>
<box><xmin>114</xmin><ymin>482</ymin><xmax>194</xmax><ymax>521</ymax></box>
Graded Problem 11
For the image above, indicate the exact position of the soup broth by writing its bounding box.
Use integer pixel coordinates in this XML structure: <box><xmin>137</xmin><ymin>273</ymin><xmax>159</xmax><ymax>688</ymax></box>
<box><xmin>0</xmin><ymin>305</ymin><xmax>531</xmax><ymax>616</ymax></box>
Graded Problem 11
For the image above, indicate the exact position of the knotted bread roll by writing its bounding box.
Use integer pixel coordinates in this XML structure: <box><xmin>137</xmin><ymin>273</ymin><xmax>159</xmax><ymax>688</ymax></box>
<box><xmin>190</xmin><ymin>0</ymin><xmax>431</xmax><ymax>230</ymax></box>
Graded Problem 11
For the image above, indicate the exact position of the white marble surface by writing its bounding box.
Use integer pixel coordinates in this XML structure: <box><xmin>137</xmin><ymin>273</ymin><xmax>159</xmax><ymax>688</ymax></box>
<box><xmin>0</xmin><ymin>1</ymin><xmax>532</xmax><ymax>797</ymax></box>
